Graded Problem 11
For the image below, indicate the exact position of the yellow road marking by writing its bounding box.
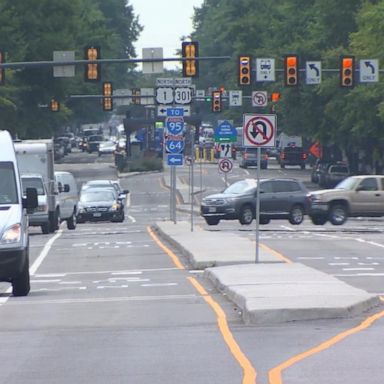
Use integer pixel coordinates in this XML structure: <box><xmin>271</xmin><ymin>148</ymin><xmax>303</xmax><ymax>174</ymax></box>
<box><xmin>259</xmin><ymin>243</ymin><xmax>292</xmax><ymax>264</ymax></box>
<box><xmin>268</xmin><ymin>297</ymin><xmax>384</xmax><ymax>384</ymax></box>
<box><xmin>188</xmin><ymin>277</ymin><xmax>257</xmax><ymax>384</ymax></box>
<box><xmin>147</xmin><ymin>226</ymin><xmax>185</xmax><ymax>270</ymax></box>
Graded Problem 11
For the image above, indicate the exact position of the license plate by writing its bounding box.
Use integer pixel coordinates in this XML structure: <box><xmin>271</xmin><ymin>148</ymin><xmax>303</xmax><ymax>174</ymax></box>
<box><xmin>208</xmin><ymin>207</ymin><xmax>216</xmax><ymax>213</ymax></box>
<box><xmin>93</xmin><ymin>212</ymin><xmax>102</xmax><ymax>217</ymax></box>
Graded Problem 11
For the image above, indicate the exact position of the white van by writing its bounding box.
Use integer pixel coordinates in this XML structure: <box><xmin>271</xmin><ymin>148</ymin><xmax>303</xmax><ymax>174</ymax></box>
<box><xmin>21</xmin><ymin>174</ymin><xmax>51</xmax><ymax>234</ymax></box>
<box><xmin>0</xmin><ymin>130</ymin><xmax>37</xmax><ymax>296</ymax></box>
<box><xmin>55</xmin><ymin>171</ymin><xmax>78</xmax><ymax>230</ymax></box>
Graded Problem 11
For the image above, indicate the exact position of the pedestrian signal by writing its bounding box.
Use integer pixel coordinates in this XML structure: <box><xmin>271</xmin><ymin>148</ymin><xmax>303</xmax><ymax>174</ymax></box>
<box><xmin>182</xmin><ymin>41</ymin><xmax>199</xmax><ymax>77</ymax></box>
<box><xmin>84</xmin><ymin>46</ymin><xmax>100</xmax><ymax>81</ymax></box>
<box><xmin>50</xmin><ymin>99</ymin><xmax>60</xmax><ymax>112</ymax></box>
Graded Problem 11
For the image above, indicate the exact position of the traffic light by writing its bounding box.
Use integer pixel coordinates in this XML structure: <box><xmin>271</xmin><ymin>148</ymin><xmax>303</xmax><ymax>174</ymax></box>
<box><xmin>50</xmin><ymin>99</ymin><xmax>60</xmax><ymax>112</ymax></box>
<box><xmin>0</xmin><ymin>50</ymin><xmax>5</xmax><ymax>85</ymax></box>
<box><xmin>212</xmin><ymin>91</ymin><xmax>221</xmax><ymax>112</ymax></box>
<box><xmin>102</xmin><ymin>82</ymin><xmax>113</xmax><ymax>111</ymax></box>
<box><xmin>284</xmin><ymin>55</ymin><xmax>299</xmax><ymax>86</ymax></box>
<box><xmin>271</xmin><ymin>92</ymin><xmax>280</xmax><ymax>102</ymax></box>
<box><xmin>340</xmin><ymin>56</ymin><xmax>355</xmax><ymax>87</ymax></box>
<box><xmin>131</xmin><ymin>88</ymin><xmax>141</xmax><ymax>105</ymax></box>
<box><xmin>238</xmin><ymin>55</ymin><xmax>251</xmax><ymax>85</ymax></box>
<box><xmin>84</xmin><ymin>46</ymin><xmax>100</xmax><ymax>81</ymax></box>
<box><xmin>182</xmin><ymin>41</ymin><xmax>199</xmax><ymax>77</ymax></box>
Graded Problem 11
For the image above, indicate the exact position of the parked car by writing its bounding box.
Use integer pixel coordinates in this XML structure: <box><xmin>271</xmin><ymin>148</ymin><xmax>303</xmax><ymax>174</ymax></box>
<box><xmin>307</xmin><ymin>175</ymin><xmax>384</xmax><ymax>225</ymax></box>
<box><xmin>318</xmin><ymin>162</ymin><xmax>350</xmax><ymax>188</ymax></box>
<box><xmin>279</xmin><ymin>146</ymin><xmax>307</xmax><ymax>169</ymax></box>
<box><xmin>200</xmin><ymin>178</ymin><xmax>309</xmax><ymax>226</ymax></box>
<box><xmin>77</xmin><ymin>188</ymin><xmax>124</xmax><ymax>223</ymax></box>
<box><xmin>239</xmin><ymin>147</ymin><xmax>268</xmax><ymax>169</ymax></box>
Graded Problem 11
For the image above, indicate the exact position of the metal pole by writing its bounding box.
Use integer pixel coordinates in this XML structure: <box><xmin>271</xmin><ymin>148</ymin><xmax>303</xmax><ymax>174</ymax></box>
<box><xmin>173</xmin><ymin>166</ymin><xmax>177</xmax><ymax>224</ymax></box>
<box><xmin>190</xmin><ymin>128</ymin><xmax>195</xmax><ymax>232</ymax></box>
<box><xmin>255</xmin><ymin>147</ymin><xmax>261</xmax><ymax>263</ymax></box>
<box><xmin>170</xmin><ymin>165</ymin><xmax>173</xmax><ymax>221</ymax></box>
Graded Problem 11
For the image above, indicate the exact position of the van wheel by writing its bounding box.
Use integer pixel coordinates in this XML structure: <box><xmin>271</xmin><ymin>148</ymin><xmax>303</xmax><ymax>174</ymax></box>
<box><xmin>67</xmin><ymin>211</ymin><xmax>77</xmax><ymax>230</ymax></box>
<box><xmin>49</xmin><ymin>210</ymin><xmax>60</xmax><ymax>232</ymax></box>
<box><xmin>288</xmin><ymin>205</ymin><xmax>305</xmax><ymax>225</ymax></box>
<box><xmin>12</xmin><ymin>255</ymin><xmax>30</xmax><ymax>297</ymax></box>
<box><xmin>239</xmin><ymin>205</ymin><xmax>254</xmax><ymax>225</ymax></box>
<box><xmin>41</xmin><ymin>223</ymin><xmax>50</xmax><ymax>234</ymax></box>
<box><xmin>310</xmin><ymin>215</ymin><xmax>328</xmax><ymax>225</ymax></box>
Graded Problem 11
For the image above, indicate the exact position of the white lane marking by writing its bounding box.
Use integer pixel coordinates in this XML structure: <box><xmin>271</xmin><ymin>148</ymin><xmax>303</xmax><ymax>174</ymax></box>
<box><xmin>280</xmin><ymin>225</ymin><xmax>294</xmax><ymax>231</ymax></box>
<box><xmin>30</xmin><ymin>230</ymin><xmax>63</xmax><ymax>276</ymax></box>
<box><xmin>334</xmin><ymin>257</ymin><xmax>359</xmax><ymax>260</ymax></box>
<box><xmin>335</xmin><ymin>273</ymin><xmax>384</xmax><ymax>277</ymax></box>
<box><xmin>112</xmin><ymin>271</ymin><xmax>142</xmax><ymax>275</ymax></box>
<box><xmin>31</xmin><ymin>280</ymin><xmax>61</xmax><ymax>283</ymax></box>
<box><xmin>342</xmin><ymin>267</ymin><xmax>375</xmax><ymax>271</ymax></box>
<box><xmin>329</xmin><ymin>263</ymin><xmax>350</xmax><ymax>266</ymax></box>
<box><xmin>141</xmin><ymin>283</ymin><xmax>178</xmax><ymax>287</ymax></box>
<box><xmin>97</xmin><ymin>285</ymin><xmax>129</xmax><ymax>289</ymax></box>
<box><xmin>34</xmin><ymin>273</ymin><xmax>66</xmax><ymax>278</ymax></box>
<box><xmin>358</xmin><ymin>262</ymin><xmax>379</xmax><ymax>266</ymax></box>
<box><xmin>128</xmin><ymin>215</ymin><xmax>136</xmax><ymax>223</ymax></box>
<box><xmin>297</xmin><ymin>257</ymin><xmax>325</xmax><ymax>260</ymax></box>
<box><xmin>34</xmin><ymin>287</ymin><xmax>87</xmax><ymax>292</ymax></box>
<box><xmin>4</xmin><ymin>294</ymin><xmax>199</xmax><ymax>305</ymax></box>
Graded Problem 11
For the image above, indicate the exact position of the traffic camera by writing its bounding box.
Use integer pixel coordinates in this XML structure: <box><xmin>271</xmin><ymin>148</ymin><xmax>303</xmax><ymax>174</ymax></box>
<box><xmin>102</xmin><ymin>82</ymin><xmax>113</xmax><ymax>111</ymax></box>
<box><xmin>284</xmin><ymin>55</ymin><xmax>299</xmax><ymax>86</ymax></box>
<box><xmin>211</xmin><ymin>91</ymin><xmax>222</xmax><ymax>112</ymax></box>
<box><xmin>340</xmin><ymin>56</ymin><xmax>355</xmax><ymax>87</ymax></box>
<box><xmin>238</xmin><ymin>55</ymin><xmax>251</xmax><ymax>85</ymax></box>
<box><xmin>182</xmin><ymin>41</ymin><xmax>199</xmax><ymax>77</ymax></box>
<box><xmin>84</xmin><ymin>46</ymin><xmax>100</xmax><ymax>81</ymax></box>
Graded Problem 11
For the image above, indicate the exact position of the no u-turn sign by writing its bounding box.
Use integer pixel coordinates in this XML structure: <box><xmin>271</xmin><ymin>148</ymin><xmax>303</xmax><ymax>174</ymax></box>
<box><xmin>242</xmin><ymin>114</ymin><xmax>276</xmax><ymax>147</ymax></box>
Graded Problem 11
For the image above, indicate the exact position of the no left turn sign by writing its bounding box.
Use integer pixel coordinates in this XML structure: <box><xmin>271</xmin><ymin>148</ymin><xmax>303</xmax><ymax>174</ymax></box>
<box><xmin>243</xmin><ymin>114</ymin><xmax>276</xmax><ymax>147</ymax></box>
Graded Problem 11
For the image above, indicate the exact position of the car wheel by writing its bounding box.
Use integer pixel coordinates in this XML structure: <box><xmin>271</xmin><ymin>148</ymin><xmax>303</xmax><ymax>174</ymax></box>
<box><xmin>205</xmin><ymin>217</ymin><xmax>220</xmax><ymax>226</ymax></box>
<box><xmin>288</xmin><ymin>205</ymin><xmax>305</xmax><ymax>225</ymax></box>
<box><xmin>12</xmin><ymin>254</ymin><xmax>30</xmax><ymax>297</ymax></box>
<box><xmin>301</xmin><ymin>164</ymin><xmax>305</xmax><ymax>170</ymax></box>
<box><xmin>310</xmin><ymin>215</ymin><xmax>328</xmax><ymax>225</ymax></box>
<box><xmin>280</xmin><ymin>164</ymin><xmax>285</xmax><ymax>169</ymax></box>
<box><xmin>329</xmin><ymin>203</ymin><xmax>348</xmax><ymax>225</ymax></box>
<box><xmin>239</xmin><ymin>205</ymin><xmax>254</xmax><ymax>225</ymax></box>
<box><xmin>67</xmin><ymin>211</ymin><xmax>77</xmax><ymax>230</ymax></box>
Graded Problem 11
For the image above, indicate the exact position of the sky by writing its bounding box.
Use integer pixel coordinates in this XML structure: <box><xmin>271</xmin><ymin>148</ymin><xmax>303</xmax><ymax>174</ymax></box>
<box><xmin>129</xmin><ymin>0</ymin><xmax>204</xmax><ymax>70</ymax></box>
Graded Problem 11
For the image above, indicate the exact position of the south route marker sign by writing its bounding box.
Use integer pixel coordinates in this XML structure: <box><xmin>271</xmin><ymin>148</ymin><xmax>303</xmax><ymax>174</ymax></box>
<box><xmin>243</xmin><ymin>114</ymin><xmax>276</xmax><ymax>147</ymax></box>
<box><xmin>214</xmin><ymin>120</ymin><xmax>237</xmax><ymax>143</ymax></box>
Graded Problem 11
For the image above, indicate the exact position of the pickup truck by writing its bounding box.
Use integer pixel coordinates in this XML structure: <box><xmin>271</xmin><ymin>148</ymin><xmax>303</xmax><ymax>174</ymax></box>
<box><xmin>307</xmin><ymin>175</ymin><xmax>384</xmax><ymax>225</ymax></box>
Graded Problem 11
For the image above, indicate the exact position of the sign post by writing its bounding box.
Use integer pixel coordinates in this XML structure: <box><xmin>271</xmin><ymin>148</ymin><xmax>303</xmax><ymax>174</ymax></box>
<box><xmin>243</xmin><ymin>114</ymin><xmax>277</xmax><ymax>263</ymax></box>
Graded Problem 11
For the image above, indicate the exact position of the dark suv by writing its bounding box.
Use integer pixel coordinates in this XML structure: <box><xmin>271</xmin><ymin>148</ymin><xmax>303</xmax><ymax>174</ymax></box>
<box><xmin>239</xmin><ymin>147</ymin><xmax>268</xmax><ymax>169</ymax></box>
<box><xmin>279</xmin><ymin>146</ymin><xmax>307</xmax><ymax>169</ymax></box>
<box><xmin>200</xmin><ymin>178</ymin><xmax>309</xmax><ymax>226</ymax></box>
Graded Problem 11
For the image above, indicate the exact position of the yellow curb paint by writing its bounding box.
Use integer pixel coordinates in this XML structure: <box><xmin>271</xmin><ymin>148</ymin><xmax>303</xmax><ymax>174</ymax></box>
<box><xmin>259</xmin><ymin>243</ymin><xmax>293</xmax><ymax>264</ymax></box>
<box><xmin>268</xmin><ymin>304</ymin><xmax>384</xmax><ymax>384</ymax></box>
<box><xmin>147</xmin><ymin>226</ymin><xmax>185</xmax><ymax>270</ymax></box>
<box><xmin>188</xmin><ymin>276</ymin><xmax>257</xmax><ymax>384</ymax></box>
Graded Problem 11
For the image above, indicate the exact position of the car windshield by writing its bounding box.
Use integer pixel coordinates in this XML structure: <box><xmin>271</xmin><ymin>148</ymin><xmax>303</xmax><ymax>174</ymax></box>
<box><xmin>223</xmin><ymin>180</ymin><xmax>256</xmax><ymax>194</ymax></box>
<box><xmin>329</xmin><ymin>165</ymin><xmax>349</xmax><ymax>173</ymax></box>
<box><xmin>335</xmin><ymin>177</ymin><xmax>359</xmax><ymax>190</ymax></box>
<box><xmin>22</xmin><ymin>177</ymin><xmax>45</xmax><ymax>195</ymax></box>
<box><xmin>80</xmin><ymin>190</ymin><xmax>115</xmax><ymax>202</ymax></box>
<box><xmin>0</xmin><ymin>162</ymin><xmax>18</xmax><ymax>204</ymax></box>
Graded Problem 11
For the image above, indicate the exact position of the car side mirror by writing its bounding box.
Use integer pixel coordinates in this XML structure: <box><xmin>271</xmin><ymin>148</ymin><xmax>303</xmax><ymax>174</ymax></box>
<box><xmin>23</xmin><ymin>187</ymin><xmax>38</xmax><ymax>210</ymax></box>
<box><xmin>57</xmin><ymin>182</ymin><xmax>63</xmax><ymax>193</ymax></box>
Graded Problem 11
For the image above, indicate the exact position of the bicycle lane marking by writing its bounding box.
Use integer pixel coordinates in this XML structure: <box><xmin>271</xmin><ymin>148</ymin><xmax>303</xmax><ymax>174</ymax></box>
<box><xmin>268</xmin><ymin>297</ymin><xmax>384</xmax><ymax>384</ymax></box>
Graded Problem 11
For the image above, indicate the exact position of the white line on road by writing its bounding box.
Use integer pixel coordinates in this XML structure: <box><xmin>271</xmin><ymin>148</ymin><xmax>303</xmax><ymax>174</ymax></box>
<box><xmin>342</xmin><ymin>267</ymin><xmax>375</xmax><ymax>271</ymax></box>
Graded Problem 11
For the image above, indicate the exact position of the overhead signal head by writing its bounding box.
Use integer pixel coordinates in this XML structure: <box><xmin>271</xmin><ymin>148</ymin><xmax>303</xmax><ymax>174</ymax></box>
<box><xmin>284</xmin><ymin>55</ymin><xmax>299</xmax><ymax>86</ymax></box>
<box><xmin>238</xmin><ymin>55</ymin><xmax>251</xmax><ymax>85</ymax></box>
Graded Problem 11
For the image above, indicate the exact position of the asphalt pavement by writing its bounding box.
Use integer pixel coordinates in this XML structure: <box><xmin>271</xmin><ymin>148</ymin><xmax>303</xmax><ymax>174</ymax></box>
<box><xmin>121</xmin><ymin>165</ymin><xmax>382</xmax><ymax>325</ymax></box>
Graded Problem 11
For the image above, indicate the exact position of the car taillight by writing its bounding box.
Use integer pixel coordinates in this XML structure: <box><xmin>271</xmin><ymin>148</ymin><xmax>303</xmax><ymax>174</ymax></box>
<box><xmin>244</xmin><ymin>153</ymin><xmax>248</xmax><ymax>159</ymax></box>
<box><xmin>302</xmin><ymin>153</ymin><xmax>308</xmax><ymax>160</ymax></box>
<box><xmin>280</xmin><ymin>153</ymin><xmax>286</xmax><ymax>160</ymax></box>
<box><xmin>263</xmin><ymin>154</ymin><xmax>269</xmax><ymax>160</ymax></box>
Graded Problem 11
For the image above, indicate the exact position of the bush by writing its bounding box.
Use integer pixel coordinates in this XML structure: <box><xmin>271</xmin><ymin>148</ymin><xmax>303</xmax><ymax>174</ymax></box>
<box><xmin>123</xmin><ymin>156</ymin><xmax>163</xmax><ymax>172</ymax></box>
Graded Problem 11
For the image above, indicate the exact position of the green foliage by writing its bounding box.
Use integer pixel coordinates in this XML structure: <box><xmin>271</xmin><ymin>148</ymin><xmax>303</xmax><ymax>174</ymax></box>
<box><xmin>0</xmin><ymin>0</ymin><xmax>142</xmax><ymax>137</ymax></box>
<box><xmin>124</xmin><ymin>156</ymin><xmax>163</xmax><ymax>172</ymax></box>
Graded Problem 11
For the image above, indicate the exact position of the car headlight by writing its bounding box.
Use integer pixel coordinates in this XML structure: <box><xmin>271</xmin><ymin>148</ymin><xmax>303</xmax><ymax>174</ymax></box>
<box><xmin>223</xmin><ymin>197</ymin><xmax>236</xmax><ymax>203</ymax></box>
<box><xmin>1</xmin><ymin>223</ymin><xmax>21</xmax><ymax>244</ymax></box>
<box><xmin>307</xmin><ymin>193</ymin><xmax>322</xmax><ymax>203</ymax></box>
<box><xmin>110</xmin><ymin>203</ymin><xmax>119</xmax><ymax>211</ymax></box>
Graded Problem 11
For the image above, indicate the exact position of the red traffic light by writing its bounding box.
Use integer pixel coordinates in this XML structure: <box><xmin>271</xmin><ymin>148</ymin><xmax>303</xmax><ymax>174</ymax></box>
<box><xmin>340</xmin><ymin>56</ymin><xmax>355</xmax><ymax>87</ymax></box>
<box><xmin>284</xmin><ymin>55</ymin><xmax>299</xmax><ymax>86</ymax></box>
